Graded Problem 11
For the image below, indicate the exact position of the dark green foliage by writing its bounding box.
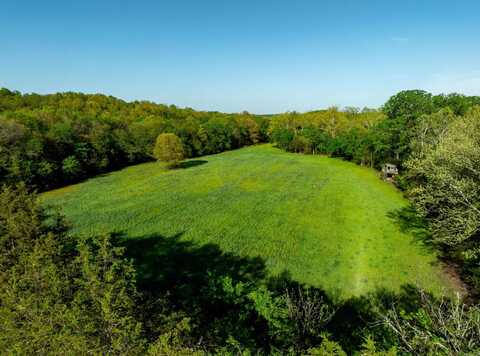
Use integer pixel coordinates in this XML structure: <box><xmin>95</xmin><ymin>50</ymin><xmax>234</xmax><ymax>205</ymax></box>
<box><xmin>0</xmin><ymin>89</ymin><xmax>268</xmax><ymax>190</ymax></box>
<box><xmin>381</xmin><ymin>291</ymin><xmax>480</xmax><ymax>355</ymax></box>
<box><xmin>383</xmin><ymin>90</ymin><xmax>436</xmax><ymax>122</ymax></box>
<box><xmin>268</xmin><ymin>108</ymin><xmax>386</xmax><ymax>166</ymax></box>
<box><xmin>0</xmin><ymin>185</ymin><xmax>145</xmax><ymax>354</ymax></box>
<box><xmin>269</xmin><ymin>91</ymin><xmax>480</xmax><ymax>169</ymax></box>
<box><xmin>433</xmin><ymin>93</ymin><xmax>480</xmax><ymax>116</ymax></box>
<box><xmin>62</xmin><ymin>155</ymin><xmax>81</xmax><ymax>177</ymax></box>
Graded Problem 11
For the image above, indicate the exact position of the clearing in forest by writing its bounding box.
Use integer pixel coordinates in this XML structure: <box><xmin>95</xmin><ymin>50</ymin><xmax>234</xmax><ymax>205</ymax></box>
<box><xmin>42</xmin><ymin>144</ymin><xmax>455</xmax><ymax>298</ymax></box>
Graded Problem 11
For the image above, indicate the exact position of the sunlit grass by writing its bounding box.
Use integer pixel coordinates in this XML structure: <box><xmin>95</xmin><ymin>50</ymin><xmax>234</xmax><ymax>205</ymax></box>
<box><xmin>42</xmin><ymin>144</ymin><xmax>454</xmax><ymax>298</ymax></box>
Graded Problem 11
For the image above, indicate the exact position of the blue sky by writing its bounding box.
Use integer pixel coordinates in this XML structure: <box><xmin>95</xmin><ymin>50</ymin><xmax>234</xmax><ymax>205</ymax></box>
<box><xmin>1</xmin><ymin>1</ymin><xmax>479</xmax><ymax>113</ymax></box>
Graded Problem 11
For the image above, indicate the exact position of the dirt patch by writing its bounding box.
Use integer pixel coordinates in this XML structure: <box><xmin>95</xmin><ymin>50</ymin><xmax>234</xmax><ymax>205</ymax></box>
<box><xmin>441</xmin><ymin>261</ymin><xmax>471</xmax><ymax>299</ymax></box>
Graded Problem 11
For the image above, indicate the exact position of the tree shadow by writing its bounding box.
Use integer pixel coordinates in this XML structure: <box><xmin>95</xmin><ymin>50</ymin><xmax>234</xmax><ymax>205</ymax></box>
<box><xmin>117</xmin><ymin>232</ymin><xmax>266</xmax><ymax>301</ymax></box>
<box><xmin>112</xmin><ymin>231</ymin><xmax>444</xmax><ymax>353</ymax></box>
<box><xmin>327</xmin><ymin>284</ymin><xmax>428</xmax><ymax>354</ymax></box>
<box><xmin>387</xmin><ymin>206</ymin><xmax>473</xmax><ymax>301</ymax></box>
<box><xmin>266</xmin><ymin>269</ymin><xmax>337</xmax><ymax>302</ymax></box>
<box><xmin>43</xmin><ymin>157</ymin><xmax>154</xmax><ymax>191</ymax></box>
<box><xmin>115</xmin><ymin>231</ymin><xmax>271</xmax><ymax>348</ymax></box>
<box><xmin>177</xmin><ymin>160</ymin><xmax>208</xmax><ymax>169</ymax></box>
<box><xmin>387</xmin><ymin>205</ymin><xmax>435</xmax><ymax>247</ymax></box>
<box><xmin>252</xmin><ymin>276</ymin><xmax>434</xmax><ymax>353</ymax></box>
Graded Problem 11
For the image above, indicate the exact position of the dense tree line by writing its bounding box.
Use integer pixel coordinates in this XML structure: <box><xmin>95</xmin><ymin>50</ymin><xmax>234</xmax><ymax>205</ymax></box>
<box><xmin>2</xmin><ymin>184</ymin><xmax>479</xmax><ymax>354</ymax></box>
<box><xmin>0</xmin><ymin>88</ymin><xmax>268</xmax><ymax>190</ymax></box>
<box><xmin>269</xmin><ymin>107</ymin><xmax>385</xmax><ymax>166</ymax></box>
<box><xmin>269</xmin><ymin>91</ymin><xmax>480</xmax><ymax>169</ymax></box>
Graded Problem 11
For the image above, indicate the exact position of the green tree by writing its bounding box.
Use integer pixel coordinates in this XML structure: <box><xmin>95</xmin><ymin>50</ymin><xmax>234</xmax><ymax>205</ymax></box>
<box><xmin>0</xmin><ymin>185</ymin><xmax>145</xmax><ymax>354</ymax></box>
<box><xmin>74</xmin><ymin>235</ymin><xmax>145</xmax><ymax>354</ymax></box>
<box><xmin>306</xmin><ymin>337</ymin><xmax>347</xmax><ymax>355</ymax></box>
<box><xmin>383</xmin><ymin>90</ymin><xmax>435</xmax><ymax>122</ymax></box>
<box><xmin>153</xmin><ymin>133</ymin><xmax>185</xmax><ymax>167</ymax></box>
<box><xmin>62</xmin><ymin>155</ymin><xmax>81</xmax><ymax>177</ymax></box>
<box><xmin>406</xmin><ymin>107</ymin><xmax>480</xmax><ymax>247</ymax></box>
<box><xmin>406</xmin><ymin>106</ymin><xmax>480</xmax><ymax>287</ymax></box>
<box><xmin>381</xmin><ymin>291</ymin><xmax>480</xmax><ymax>355</ymax></box>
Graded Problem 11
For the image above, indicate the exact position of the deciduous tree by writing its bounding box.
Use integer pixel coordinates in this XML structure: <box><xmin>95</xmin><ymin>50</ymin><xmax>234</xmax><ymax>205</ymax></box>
<box><xmin>153</xmin><ymin>133</ymin><xmax>185</xmax><ymax>167</ymax></box>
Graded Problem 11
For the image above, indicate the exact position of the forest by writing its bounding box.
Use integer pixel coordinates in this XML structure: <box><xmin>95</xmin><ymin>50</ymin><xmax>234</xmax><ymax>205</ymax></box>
<box><xmin>1</xmin><ymin>88</ymin><xmax>480</xmax><ymax>355</ymax></box>
<box><xmin>0</xmin><ymin>88</ymin><xmax>268</xmax><ymax>189</ymax></box>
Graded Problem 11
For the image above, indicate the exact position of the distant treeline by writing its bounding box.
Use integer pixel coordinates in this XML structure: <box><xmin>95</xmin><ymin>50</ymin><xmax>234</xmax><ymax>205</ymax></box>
<box><xmin>0</xmin><ymin>88</ymin><xmax>268</xmax><ymax>190</ymax></box>
<box><xmin>4</xmin><ymin>88</ymin><xmax>479</xmax><ymax>192</ymax></box>
<box><xmin>269</xmin><ymin>91</ymin><xmax>480</xmax><ymax>168</ymax></box>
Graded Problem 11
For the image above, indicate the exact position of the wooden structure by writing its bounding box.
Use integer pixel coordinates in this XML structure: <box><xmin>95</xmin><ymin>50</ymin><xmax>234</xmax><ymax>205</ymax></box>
<box><xmin>381</xmin><ymin>163</ymin><xmax>398</xmax><ymax>181</ymax></box>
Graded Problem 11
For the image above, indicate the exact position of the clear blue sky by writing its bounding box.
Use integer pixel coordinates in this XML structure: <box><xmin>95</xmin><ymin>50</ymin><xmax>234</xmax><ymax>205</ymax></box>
<box><xmin>1</xmin><ymin>1</ymin><xmax>479</xmax><ymax>113</ymax></box>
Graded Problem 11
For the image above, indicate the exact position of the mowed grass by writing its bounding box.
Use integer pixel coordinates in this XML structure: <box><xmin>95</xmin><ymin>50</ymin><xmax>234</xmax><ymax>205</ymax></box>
<box><xmin>42</xmin><ymin>144</ymin><xmax>454</xmax><ymax>298</ymax></box>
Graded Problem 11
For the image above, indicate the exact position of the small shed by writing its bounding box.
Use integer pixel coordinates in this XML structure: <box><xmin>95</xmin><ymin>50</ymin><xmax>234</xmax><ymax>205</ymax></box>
<box><xmin>381</xmin><ymin>163</ymin><xmax>398</xmax><ymax>181</ymax></box>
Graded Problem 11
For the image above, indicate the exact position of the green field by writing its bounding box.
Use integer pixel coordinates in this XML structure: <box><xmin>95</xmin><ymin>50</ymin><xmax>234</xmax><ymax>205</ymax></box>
<box><xmin>43</xmin><ymin>144</ymin><xmax>454</xmax><ymax>298</ymax></box>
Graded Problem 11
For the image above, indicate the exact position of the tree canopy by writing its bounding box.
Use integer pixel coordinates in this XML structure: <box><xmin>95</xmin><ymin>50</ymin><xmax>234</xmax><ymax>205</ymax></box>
<box><xmin>0</xmin><ymin>89</ymin><xmax>268</xmax><ymax>190</ymax></box>
<box><xmin>153</xmin><ymin>133</ymin><xmax>185</xmax><ymax>167</ymax></box>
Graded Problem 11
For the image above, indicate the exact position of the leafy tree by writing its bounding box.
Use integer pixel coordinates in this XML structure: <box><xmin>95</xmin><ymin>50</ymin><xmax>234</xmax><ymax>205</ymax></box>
<box><xmin>306</xmin><ymin>337</ymin><xmax>347</xmax><ymax>355</ymax></box>
<box><xmin>74</xmin><ymin>235</ymin><xmax>145</xmax><ymax>354</ymax></box>
<box><xmin>406</xmin><ymin>107</ymin><xmax>480</xmax><ymax>287</ymax></box>
<box><xmin>406</xmin><ymin>107</ymin><xmax>480</xmax><ymax>247</ymax></box>
<box><xmin>0</xmin><ymin>185</ymin><xmax>145</xmax><ymax>354</ymax></box>
<box><xmin>409</xmin><ymin>108</ymin><xmax>457</xmax><ymax>154</ymax></box>
<box><xmin>153</xmin><ymin>133</ymin><xmax>185</xmax><ymax>167</ymax></box>
<box><xmin>62</xmin><ymin>155</ymin><xmax>81</xmax><ymax>177</ymax></box>
<box><xmin>433</xmin><ymin>93</ymin><xmax>480</xmax><ymax>116</ymax></box>
<box><xmin>283</xmin><ymin>288</ymin><xmax>335</xmax><ymax>349</ymax></box>
<box><xmin>381</xmin><ymin>291</ymin><xmax>480</xmax><ymax>355</ymax></box>
<box><xmin>383</xmin><ymin>90</ymin><xmax>435</xmax><ymax>122</ymax></box>
<box><xmin>359</xmin><ymin>337</ymin><xmax>397</xmax><ymax>356</ymax></box>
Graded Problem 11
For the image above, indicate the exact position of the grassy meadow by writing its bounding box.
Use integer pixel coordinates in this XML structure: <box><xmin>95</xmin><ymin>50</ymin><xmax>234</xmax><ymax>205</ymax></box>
<box><xmin>42</xmin><ymin>144</ymin><xmax>454</xmax><ymax>298</ymax></box>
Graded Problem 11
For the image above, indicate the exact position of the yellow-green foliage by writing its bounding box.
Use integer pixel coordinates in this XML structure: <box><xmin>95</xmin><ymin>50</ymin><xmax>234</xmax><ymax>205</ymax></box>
<box><xmin>269</xmin><ymin>108</ymin><xmax>384</xmax><ymax>139</ymax></box>
<box><xmin>43</xmin><ymin>145</ymin><xmax>455</xmax><ymax>299</ymax></box>
<box><xmin>153</xmin><ymin>133</ymin><xmax>185</xmax><ymax>166</ymax></box>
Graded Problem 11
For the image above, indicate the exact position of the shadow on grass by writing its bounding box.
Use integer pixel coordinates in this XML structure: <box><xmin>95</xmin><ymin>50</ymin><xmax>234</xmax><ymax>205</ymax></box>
<box><xmin>116</xmin><ymin>232</ymin><xmax>272</xmax><ymax>348</ymax></box>
<box><xmin>178</xmin><ymin>159</ymin><xmax>208</xmax><ymax>169</ymax></box>
<box><xmin>387</xmin><ymin>205</ymin><xmax>435</xmax><ymax>248</ymax></box>
<box><xmin>387</xmin><ymin>206</ymin><xmax>473</xmax><ymax>300</ymax></box>
<box><xmin>112</xmin><ymin>231</ymin><xmax>433</xmax><ymax>353</ymax></box>
<box><xmin>118</xmin><ymin>232</ymin><xmax>266</xmax><ymax>299</ymax></box>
